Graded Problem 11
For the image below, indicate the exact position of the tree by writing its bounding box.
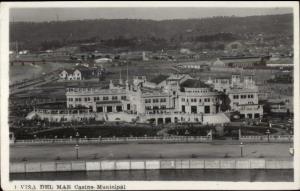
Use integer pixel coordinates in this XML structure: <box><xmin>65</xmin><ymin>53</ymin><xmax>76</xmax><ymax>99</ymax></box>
<box><xmin>219</xmin><ymin>93</ymin><xmax>231</xmax><ymax>112</ymax></box>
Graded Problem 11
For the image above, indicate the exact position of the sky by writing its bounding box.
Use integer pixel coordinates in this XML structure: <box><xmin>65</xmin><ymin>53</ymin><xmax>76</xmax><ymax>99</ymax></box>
<box><xmin>10</xmin><ymin>7</ymin><xmax>293</xmax><ymax>22</ymax></box>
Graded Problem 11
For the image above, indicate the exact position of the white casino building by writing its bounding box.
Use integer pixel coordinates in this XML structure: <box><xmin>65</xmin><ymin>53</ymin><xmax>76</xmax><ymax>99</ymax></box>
<box><xmin>27</xmin><ymin>73</ymin><xmax>263</xmax><ymax>125</ymax></box>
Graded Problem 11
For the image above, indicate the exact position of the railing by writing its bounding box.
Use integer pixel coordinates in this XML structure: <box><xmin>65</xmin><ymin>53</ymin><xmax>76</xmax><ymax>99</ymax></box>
<box><xmin>12</xmin><ymin>136</ymin><xmax>212</xmax><ymax>145</ymax></box>
<box><xmin>240</xmin><ymin>135</ymin><xmax>293</xmax><ymax>142</ymax></box>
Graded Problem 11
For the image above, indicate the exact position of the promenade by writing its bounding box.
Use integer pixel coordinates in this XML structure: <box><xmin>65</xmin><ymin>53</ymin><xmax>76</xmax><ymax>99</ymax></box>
<box><xmin>10</xmin><ymin>142</ymin><xmax>292</xmax><ymax>162</ymax></box>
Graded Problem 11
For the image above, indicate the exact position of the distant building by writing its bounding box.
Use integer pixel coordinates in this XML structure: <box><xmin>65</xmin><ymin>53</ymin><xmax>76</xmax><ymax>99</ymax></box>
<box><xmin>211</xmin><ymin>57</ymin><xmax>262</xmax><ymax>68</ymax></box>
<box><xmin>209</xmin><ymin>74</ymin><xmax>263</xmax><ymax>119</ymax></box>
<box><xmin>212</xmin><ymin>58</ymin><xmax>225</xmax><ymax>67</ymax></box>
<box><xmin>180</xmin><ymin>48</ymin><xmax>193</xmax><ymax>54</ymax></box>
<box><xmin>177</xmin><ymin>61</ymin><xmax>210</xmax><ymax>71</ymax></box>
<box><xmin>94</xmin><ymin>58</ymin><xmax>113</xmax><ymax>63</ymax></box>
<box><xmin>18</xmin><ymin>50</ymin><xmax>29</xmax><ymax>55</ymax></box>
<box><xmin>59</xmin><ymin>66</ymin><xmax>102</xmax><ymax>81</ymax></box>
<box><xmin>120</xmin><ymin>51</ymin><xmax>151</xmax><ymax>61</ymax></box>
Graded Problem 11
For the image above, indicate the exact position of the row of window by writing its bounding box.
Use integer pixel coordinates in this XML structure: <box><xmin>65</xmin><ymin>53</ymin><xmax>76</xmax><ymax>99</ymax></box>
<box><xmin>181</xmin><ymin>98</ymin><xmax>215</xmax><ymax>103</ymax></box>
<box><xmin>145</xmin><ymin>98</ymin><xmax>167</xmax><ymax>103</ymax></box>
<box><xmin>233</xmin><ymin>94</ymin><xmax>254</xmax><ymax>99</ymax></box>
<box><xmin>186</xmin><ymin>90</ymin><xmax>209</xmax><ymax>93</ymax></box>
<box><xmin>233</xmin><ymin>101</ymin><xmax>255</xmax><ymax>106</ymax></box>
<box><xmin>69</xmin><ymin>96</ymin><xmax>127</xmax><ymax>102</ymax></box>
<box><xmin>145</xmin><ymin>105</ymin><xmax>166</xmax><ymax>110</ymax></box>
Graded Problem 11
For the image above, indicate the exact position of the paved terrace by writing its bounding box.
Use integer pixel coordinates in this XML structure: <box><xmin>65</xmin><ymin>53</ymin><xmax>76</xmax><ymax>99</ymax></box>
<box><xmin>10</xmin><ymin>143</ymin><xmax>292</xmax><ymax>162</ymax></box>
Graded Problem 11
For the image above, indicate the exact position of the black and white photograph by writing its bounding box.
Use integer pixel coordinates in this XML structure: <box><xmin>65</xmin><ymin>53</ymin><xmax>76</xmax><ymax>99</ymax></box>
<box><xmin>1</xmin><ymin>1</ymin><xmax>299</xmax><ymax>190</ymax></box>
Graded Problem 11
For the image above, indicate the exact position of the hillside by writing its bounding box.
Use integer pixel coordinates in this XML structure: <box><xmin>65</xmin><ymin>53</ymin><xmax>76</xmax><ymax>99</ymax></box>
<box><xmin>10</xmin><ymin>14</ymin><xmax>293</xmax><ymax>51</ymax></box>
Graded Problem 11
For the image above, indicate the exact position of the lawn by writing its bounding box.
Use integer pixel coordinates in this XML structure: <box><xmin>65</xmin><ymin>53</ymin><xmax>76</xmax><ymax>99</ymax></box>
<box><xmin>10</xmin><ymin>62</ymin><xmax>74</xmax><ymax>84</ymax></box>
<box><xmin>13</xmin><ymin>125</ymin><xmax>162</xmax><ymax>139</ymax></box>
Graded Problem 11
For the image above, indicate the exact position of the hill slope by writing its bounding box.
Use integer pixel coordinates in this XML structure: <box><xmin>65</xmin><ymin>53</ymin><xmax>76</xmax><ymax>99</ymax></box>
<box><xmin>10</xmin><ymin>14</ymin><xmax>293</xmax><ymax>51</ymax></box>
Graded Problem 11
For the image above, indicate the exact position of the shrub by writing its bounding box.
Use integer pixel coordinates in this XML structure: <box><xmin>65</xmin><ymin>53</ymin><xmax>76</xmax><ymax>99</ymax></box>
<box><xmin>93</xmin><ymin>153</ymin><xmax>98</xmax><ymax>159</ymax></box>
<box><xmin>224</xmin><ymin>153</ymin><xmax>230</xmax><ymax>158</ymax></box>
<box><xmin>258</xmin><ymin>154</ymin><xmax>264</xmax><ymax>158</ymax></box>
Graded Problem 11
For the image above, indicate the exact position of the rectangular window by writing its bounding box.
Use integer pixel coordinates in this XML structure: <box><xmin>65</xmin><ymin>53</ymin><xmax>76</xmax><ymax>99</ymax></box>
<box><xmin>97</xmin><ymin>107</ymin><xmax>103</xmax><ymax>112</ymax></box>
<box><xmin>182</xmin><ymin>98</ymin><xmax>185</xmax><ymax>102</ymax></box>
<box><xmin>78</xmin><ymin>98</ymin><xmax>81</xmax><ymax>102</ymax></box>
<box><xmin>106</xmin><ymin>106</ymin><xmax>113</xmax><ymax>112</ymax></box>
<box><xmin>116</xmin><ymin>106</ymin><xmax>122</xmax><ymax>112</ymax></box>
<box><xmin>145</xmin><ymin>106</ymin><xmax>152</xmax><ymax>110</ymax></box>
<box><xmin>191</xmin><ymin>106</ymin><xmax>197</xmax><ymax>114</ymax></box>
<box><xmin>204</xmin><ymin>98</ymin><xmax>210</xmax><ymax>102</ymax></box>
<box><xmin>160</xmin><ymin>98</ymin><xmax>166</xmax><ymax>102</ymax></box>
<box><xmin>161</xmin><ymin>105</ymin><xmax>166</xmax><ymax>109</ymax></box>
<box><xmin>121</xmin><ymin>96</ymin><xmax>126</xmax><ymax>100</ymax></box>
<box><xmin>182</xmin><ymin>105</ymin><xmax>186</xmax><ymax>113</ymax></box>
<box><xmin>153</xmin><ymin>106</ymin><xmax>159</xmax><ymax>110</ymax></box>
<box><xmin>153</xmin><ymin>99</ymin><xmax>159</xmax><ymax>103</ymax></box>
<box><xmin>103</xmin><ymin>96</ymin><xmax>109</xmax><ymax>100</ymax></box>
<box><xmin>204</xmin><ymin>105</ymin><xmax>210</xmax><ymax>114</ymax></box>
<box><xmin>199</xmin><ymin>99</ymin><xmax>202</xmax><ymax>102</ymax></box>
<box><xmin>145</xmin><ymin>99</ymin><xmax>151</xmax><ymax>103</ymax></box>
<box><xmin>233</xmin><ymin>95</ymin><xmax>239</xmax><ymax>99</ymax></box>
<box><xmin>112</xmin><ymin>96</ymin><xmax>118</xmax><ymax>100</ymax></box>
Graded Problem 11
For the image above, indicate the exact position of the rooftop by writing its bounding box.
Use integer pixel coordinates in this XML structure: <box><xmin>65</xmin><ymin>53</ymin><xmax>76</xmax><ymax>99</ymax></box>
<box><xmin>180</xmin><ymin>79</ymin><xmax>210</xmax><ymax>89</ymax></box>
<box><xmin>149</xmin><ymin>74</ymin><xmax>169</xmax><ymax>84</ymax></box>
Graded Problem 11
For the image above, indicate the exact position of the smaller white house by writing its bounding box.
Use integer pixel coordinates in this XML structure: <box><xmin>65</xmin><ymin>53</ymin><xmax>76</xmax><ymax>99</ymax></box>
<box><xmin>59</xmin><ymin>67</ymin><xmax>90</xmax><ymax>81</ymax></box>
<box><xmin>19</xmin><ymin>50</ymin><xmax>29</xmax><ymax>55</ymax></box>
<box><xmin>212</xmin><ymin>58</ymin><xmax>225</xmax><ymax>67</ymax></box>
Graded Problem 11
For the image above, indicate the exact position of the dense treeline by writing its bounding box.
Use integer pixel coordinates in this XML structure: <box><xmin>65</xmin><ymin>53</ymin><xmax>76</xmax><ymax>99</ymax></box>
<box><xmin>10</xmin><ymin>14</ymin><xmax>293</xmax><ymax>51</ymax></box>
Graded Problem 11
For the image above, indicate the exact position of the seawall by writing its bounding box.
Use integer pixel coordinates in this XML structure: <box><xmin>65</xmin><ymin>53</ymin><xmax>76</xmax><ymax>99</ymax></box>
<box><xmin>10</xmin><ymin>158</ymin><xmax>293</xmax><ymax>173</ymax></box>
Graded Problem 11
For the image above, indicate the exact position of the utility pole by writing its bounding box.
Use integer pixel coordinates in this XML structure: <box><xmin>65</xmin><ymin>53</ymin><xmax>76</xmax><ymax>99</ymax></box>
<box><xmin>126</xmin><ymin>62</ymin><xmax>129</xmax><ymax>82</ymax></box>
<box><xmin>56</xmin><ymin>14</ymin><xmax>59</xmax><ymax>22</ymax></box>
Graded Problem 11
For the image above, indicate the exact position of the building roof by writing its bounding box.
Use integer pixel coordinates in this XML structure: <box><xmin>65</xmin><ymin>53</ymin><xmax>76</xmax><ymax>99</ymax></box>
<box><xmin>149</xmin><ymin>75</ymin><xmax>169</xmax><ymax>84</ymax></box>
<box><xmin>140</xmin><ymin>86</ymin><xmax>165</xmax><ymax>94</ymax></box>
<box><xmin>63</xmin><ymin>68</ymin><xmax>76</xmax><ymax>73</ymax></box>
<box><xmin>180</xmin><ymin>79</ymin><xmax>210</xmax><ymax>88</ymax></box>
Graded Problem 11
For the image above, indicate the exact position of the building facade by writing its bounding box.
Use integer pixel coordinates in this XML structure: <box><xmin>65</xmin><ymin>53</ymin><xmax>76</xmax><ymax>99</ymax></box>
<box><xmin>27</xmin><ymin>73</ymin><xmax>263</xmax><ymax>124</ymax></box>
<box><xmin>208</xmin><ymin>74</ymin><xmax>263</xmax><ymax>119</ymax></box>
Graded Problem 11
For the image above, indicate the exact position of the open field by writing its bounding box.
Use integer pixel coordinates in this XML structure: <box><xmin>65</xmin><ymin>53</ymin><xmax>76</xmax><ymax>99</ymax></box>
<box><xmin>9</xmin><ymin>62</ymin><xmax>74</xmax><ymax>84</ymax></box>
<box><xmin>10</xmin><ymin>143</ymin><xmax>292</xmax><ymax>162</ymax></box>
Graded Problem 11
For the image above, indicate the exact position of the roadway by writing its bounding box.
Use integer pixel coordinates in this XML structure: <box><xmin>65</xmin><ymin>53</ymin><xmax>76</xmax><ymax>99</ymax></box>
<box><xmin>10</xmin><ymin>142</ymin><xmax>292</xmax><ymax>162</ymax></box>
